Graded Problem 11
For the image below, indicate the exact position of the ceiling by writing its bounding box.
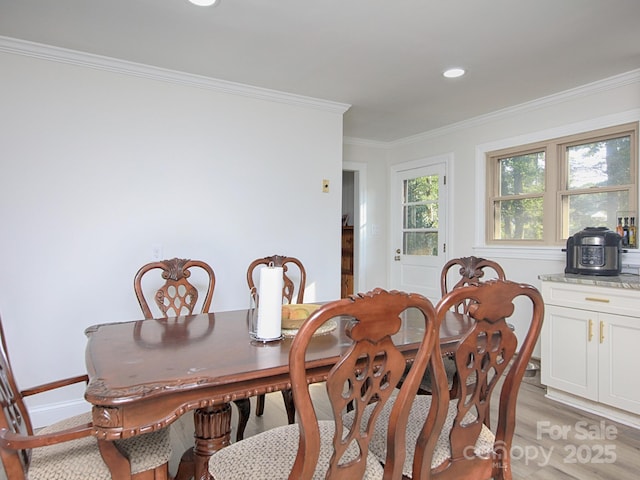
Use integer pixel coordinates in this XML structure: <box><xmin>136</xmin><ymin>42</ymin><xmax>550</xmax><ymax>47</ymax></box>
<box><xmin>1</xmin><ymin>0</ymin><xmax>639</xmax><ymax>143</ymax></box>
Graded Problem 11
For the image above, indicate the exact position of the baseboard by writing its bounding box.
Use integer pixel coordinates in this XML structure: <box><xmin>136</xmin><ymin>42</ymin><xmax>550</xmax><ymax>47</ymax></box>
<box><xmin>545</xmin><ymin>387</ymin><xmax>640</xmax><ymax>429</ymax></box>
<box><xmin>28</xmin><ymin>398</ymin><xmax>90</xmax><ymax>429</ymax></box>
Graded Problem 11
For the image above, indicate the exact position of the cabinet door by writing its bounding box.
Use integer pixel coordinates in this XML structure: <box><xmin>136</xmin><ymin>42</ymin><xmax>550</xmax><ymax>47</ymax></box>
<box><xmin>541</xmin><ymin>305</ymin><xmax>598</xmax><ymax>400</ymax></box>
<box><xmin>598</xmin><ymin>313</ymin><xmax>640</xmax><ymax>414</ymax></box>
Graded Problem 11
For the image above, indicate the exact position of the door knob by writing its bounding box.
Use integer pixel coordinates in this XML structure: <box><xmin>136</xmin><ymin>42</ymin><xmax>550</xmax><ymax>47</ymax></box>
<box><xmin>396</xmin><ymin>249</ymin><xmax>401</xmax><ymax>254</ymax></box>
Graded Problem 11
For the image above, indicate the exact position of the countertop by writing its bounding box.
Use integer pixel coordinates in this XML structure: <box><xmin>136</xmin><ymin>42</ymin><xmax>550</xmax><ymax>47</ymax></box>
<box><xmin>538</xmin><ymin>272</ymin><xmax>640</xmax><ymax>290</ymax></box>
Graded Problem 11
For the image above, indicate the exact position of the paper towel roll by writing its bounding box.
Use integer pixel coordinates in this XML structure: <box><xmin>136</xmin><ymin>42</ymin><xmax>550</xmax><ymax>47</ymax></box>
<box><xmin>256</xmin><ymin>265</ymin><xmax>283</xmax><ymax>340</ymax></box>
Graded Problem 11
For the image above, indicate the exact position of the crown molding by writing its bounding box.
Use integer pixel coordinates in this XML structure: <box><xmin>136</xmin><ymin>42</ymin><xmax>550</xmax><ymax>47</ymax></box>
<box><xmin>347</xmin><ymin>68</ymin><xmax>640</xmax><ymax>148</ymax></box>
<box><xmin>0</xmin><ymin>35</ymin><xmax>351</xmax><ymax>115</ymax></box>
<box><xmin>343</xmin><ymin>136</ymin><xmax>390</xmax><ymax>149</ymax></box>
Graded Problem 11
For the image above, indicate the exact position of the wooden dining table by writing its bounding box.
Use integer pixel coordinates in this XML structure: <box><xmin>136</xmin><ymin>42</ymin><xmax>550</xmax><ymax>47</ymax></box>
<box><xmin>84</xmin><ymin>306</ymin><xmax>472</xmax><ymax>480</ymax></box>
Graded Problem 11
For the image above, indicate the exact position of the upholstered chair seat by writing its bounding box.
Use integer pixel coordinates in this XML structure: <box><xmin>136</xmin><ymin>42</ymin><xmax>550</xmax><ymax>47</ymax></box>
<box><xmin>0</xmin><ymin>313</ymin><xmax>172</xmax><ymax>480</ymax></box>
<box><xmin>208</xmin><ymin>422</ymin><xmax>384</xmax><ymax>480</ymax></box>
<box><xmin>343</xmin><ymin>394</ymin><xmax>494</xmax><ymax>478</ymax></box>
<box><xmin>29</xmin><ymin>412</ymin><xmax>171</xmax><ymax>480</ymax></box>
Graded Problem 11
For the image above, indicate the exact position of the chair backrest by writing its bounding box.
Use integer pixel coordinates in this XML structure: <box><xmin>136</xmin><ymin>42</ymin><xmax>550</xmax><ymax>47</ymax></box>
<box><xmin>246</xmin><ymin>255</ymin><xmax>306</xmax><ymax>304</ymax></box>
<box><xmin>412</xmin><ymin>279</ymin><xmax>544</xmax><ymax>479</ymax></box>
<box><xmin>440</xmin><ymin>256</ymin><xmax>506</xmax><ymax>313</ymax></box>
<box><xmin>133</xmin><ymin>258</ymin><xmax>215</xmax><ymax>319</ymax></box>
<box><xmin>288</xmin><ymin>288</ymin><xmax>443</xmax><ymax>479</ymax></box>
<box><xmin>0</xmin><ymin>316</ymin><xmax>35</xmax><ymax>477</ymax></box>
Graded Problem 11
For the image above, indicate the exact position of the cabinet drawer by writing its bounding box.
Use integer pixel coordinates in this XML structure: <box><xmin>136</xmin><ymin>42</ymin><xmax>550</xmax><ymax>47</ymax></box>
<box><xmin>541</xmin><ymin>281</ymin><xmax>640</xmax><ymax>316</ymax></box>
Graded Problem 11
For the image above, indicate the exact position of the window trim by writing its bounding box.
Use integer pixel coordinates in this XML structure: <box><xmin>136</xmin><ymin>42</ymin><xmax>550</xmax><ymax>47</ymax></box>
<box><xmin>485</xmin><ymin>122</ymin><xmax>637</xmax><ymax>246</ymax></box>
<box><xmin>486</xmin><ymin>142</ymin><xmax>550</xmax><ymax>246</ymax></box>
<box><xmin>473</xmin><ymin>110</ymin><xmax>640</xmax><ymax>261</ymax></box>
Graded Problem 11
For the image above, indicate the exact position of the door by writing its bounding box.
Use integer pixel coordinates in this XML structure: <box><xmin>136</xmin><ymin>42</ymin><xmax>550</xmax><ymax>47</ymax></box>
<box><xmin>390</xmin><ymin>160</ymin><xmax>447</xmax><ymax>302</ymax></box>
<box><xmin>598</xmin><ymin>312</ymin><xmax>640</xmax><ymax>414</ymax></box>
<box><xmin>541</xmin><ymin>305</ymin><xmax>598</xmax><ymax>401</ymax></box>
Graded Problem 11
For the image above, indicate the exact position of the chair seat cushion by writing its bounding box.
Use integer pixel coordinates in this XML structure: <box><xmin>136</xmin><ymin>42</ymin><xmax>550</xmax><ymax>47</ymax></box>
<box><xmin>343</xmin><ymin>393</ymin><xmax>494</xmax><ymax>478</ymax></box>
<box><xmin>30</xmin><ymin>411</ymin><xmax>171</xmax><ymax>480</ymax></box>
<box><xmin>208</xmin><ymin>421</ymin><xmax>385</xmax><ymax>480</ymax></box>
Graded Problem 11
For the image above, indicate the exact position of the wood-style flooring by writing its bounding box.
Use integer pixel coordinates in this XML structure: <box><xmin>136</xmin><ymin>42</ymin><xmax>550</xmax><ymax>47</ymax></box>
<box><xmin>169</xmin><ymin>368</ymin><xmax>640</xmax><ymax>479</ymax></box>
<box><xmin>3</xmin><ymin>368</ymin><xmax>638</xmax><ymax>479</ymax></box>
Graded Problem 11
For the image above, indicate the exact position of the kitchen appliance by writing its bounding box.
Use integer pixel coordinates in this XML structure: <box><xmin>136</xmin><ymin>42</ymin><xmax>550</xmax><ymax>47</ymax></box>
<box><xmin>565</xmin><ymin>227</ymin><xmax>622</xmax><ymax>276</ymax></box>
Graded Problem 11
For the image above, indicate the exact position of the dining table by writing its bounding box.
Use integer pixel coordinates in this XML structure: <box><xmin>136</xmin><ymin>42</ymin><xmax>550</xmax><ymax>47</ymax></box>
<box><xmin>84</xmin><ymin>305</ymin><xmax>473</xmax><ymax>480</ymax></box>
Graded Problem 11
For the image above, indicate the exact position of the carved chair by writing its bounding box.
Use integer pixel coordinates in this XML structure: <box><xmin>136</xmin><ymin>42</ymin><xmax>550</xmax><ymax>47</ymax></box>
<box><xmin>133</xmin><ymin>257</ymin><xmax>216</xmax><ymax>319</ymax></box>
<box><xmin>208</xmin><ymin>288</ymin><xmax>443</xmax><ymax>479</ymax></box>
<box><xmin>440</xmin><ymin>256</ymin><xmax>506</xmax><ymax>313</ymax></box>
<box><xmin>430</xmin><ymin>256</ymin><xmax>508</xmax><ymax>396</ymax></box>
<box><xmin>398</xmin><ymin>257</ymin><xmax>508</xmax><ymax>397</ymax></box>
<box><xmin>246</xmin><ymin>254</ymin><xmax>306</xmax><ymax>305</ymax></box>
<box><xmin>348</xmin><ymin>279</ymin><xmax>544</xmax><ymax>480</ymax></box>
<box><xmin>246</xmin><ymin>254</ymin><xmax>306</xmax><ymax>424</ymax></box>
<box><xmin>133</xmin><ymin>258</ymin><xmax>251</xmax><ymax>445</ymax></box>
<box><xmin>0</xmin><ymin>315</ymin><xmax>171</xmax><ymax>480</ymax></box>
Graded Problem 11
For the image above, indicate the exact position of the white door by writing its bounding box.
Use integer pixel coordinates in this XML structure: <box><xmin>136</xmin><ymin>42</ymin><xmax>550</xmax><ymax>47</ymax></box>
<box><xmin>541</xmin><ymin>305</ymin><xmax>598</xmax><ymax>401</ymax></box>
<box><xmin>598</xmin><ymin>312</ymin><xmax>640</xmax><ymax>414</ymax></box>
<box><xmin>390</xmin><ymin>160</ymin><xmax>447</xmax><ymax>302</ymax></box>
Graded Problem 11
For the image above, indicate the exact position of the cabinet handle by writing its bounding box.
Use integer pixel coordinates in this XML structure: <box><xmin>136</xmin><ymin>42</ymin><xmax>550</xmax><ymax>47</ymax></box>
<box><xmin>600</xmin><ymin>320</ymin><xmax>605</xmax><ymax>344</ymax></box>
<box><xmin>588</xmin><ymin>319</ymin><xmax>593</xmax><ymax>342</ymax></box>
<box><xmin>585</xmin><ymin>296</ymin><xmax>610</xmax><ymax>303</ymax></box>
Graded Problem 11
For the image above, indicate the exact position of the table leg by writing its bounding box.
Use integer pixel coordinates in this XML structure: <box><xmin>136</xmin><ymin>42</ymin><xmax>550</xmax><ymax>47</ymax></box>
<box><xmin>175</xmin><ymin>403</ymin><xmax>232</xmax><ymax>480</ymax></box>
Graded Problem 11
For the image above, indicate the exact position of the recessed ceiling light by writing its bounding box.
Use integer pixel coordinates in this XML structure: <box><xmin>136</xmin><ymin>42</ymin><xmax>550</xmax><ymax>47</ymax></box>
<box><xmin>188</xmin><ymin>0</ymin><xmax>219</xmax><ymax>6</ymax></box>
<box><xmin>443</xmin><ymin>68</ymin><xmax>465</xmax><ymax>79</ymax></box>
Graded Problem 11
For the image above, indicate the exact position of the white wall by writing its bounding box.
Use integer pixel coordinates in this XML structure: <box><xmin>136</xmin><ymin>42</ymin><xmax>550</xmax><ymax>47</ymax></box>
<box><xmin>344</xmin><ymin>70</ymin><xmax>640</xmax><ymax>356</ymax></box>
<box><xmin>342</xmin><ymin>142</ymin><xmax>390</xmax><ymax>292</ymax></box>
<box><xmin>346</xmin><ymin>71</ymin><xmax>640</xmax><ymax>289</ymax></box>
<box><xmin>0</xmin><ymin>41</ymin><xmax>348</xmax><ymax>426</ymax></box>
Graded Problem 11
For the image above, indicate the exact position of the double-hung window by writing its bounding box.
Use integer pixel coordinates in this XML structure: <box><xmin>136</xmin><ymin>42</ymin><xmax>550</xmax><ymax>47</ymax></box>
<box><xmin>486</xmin><ymin>122</ymin><xmax>638</xmax><ymax>246</ymax></box>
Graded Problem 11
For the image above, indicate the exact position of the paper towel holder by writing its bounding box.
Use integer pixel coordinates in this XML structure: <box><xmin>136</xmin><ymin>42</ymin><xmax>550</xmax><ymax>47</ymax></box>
<box><xmin>248</xmin><ymin>285</ymin><xmax>284</xmax><ymax>343</ymax></box>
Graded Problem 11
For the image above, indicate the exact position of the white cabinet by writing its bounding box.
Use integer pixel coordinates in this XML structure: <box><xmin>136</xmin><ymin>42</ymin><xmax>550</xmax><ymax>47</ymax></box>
<box><xmin>540</xmin><ymin>279</ymin><xmax>640</xmax><ymax>426</ymax></box>
<box><xmin>598</xmin><ymin>312</ymin><xmax>640</xmax><ymax>414</ymax></box>
<box><xmin>542</xmin><ymin>304</ymin><xmax>598</xmax><ymax>400</ymax></box>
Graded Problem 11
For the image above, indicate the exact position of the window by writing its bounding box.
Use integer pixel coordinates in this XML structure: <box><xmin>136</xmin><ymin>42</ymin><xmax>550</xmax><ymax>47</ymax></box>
<box><xmin>486</xmin><ymin>122</ymin><xmax>638</xmax><ymax>245</ymax></box>
<box><xmin>402</xmin><ymin>174</ymin><xmax>439</xmax><ymax>255</ymax></box>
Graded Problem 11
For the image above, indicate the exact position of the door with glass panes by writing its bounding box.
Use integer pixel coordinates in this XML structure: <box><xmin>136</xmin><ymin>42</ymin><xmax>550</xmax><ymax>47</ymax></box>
<box><xmin>390</xmin><ymin>161</ymin><xmax>447</xmax><ymax>303</ymax></box>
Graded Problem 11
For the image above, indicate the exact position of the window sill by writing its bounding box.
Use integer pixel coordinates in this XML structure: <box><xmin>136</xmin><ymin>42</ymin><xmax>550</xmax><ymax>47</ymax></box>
<box><xmin>474</xmin><ymin>245</ymin><xmax>640</xmax><ymax>267</ymax></box>
<box><xmin>473</xmin><ymin>245</ymin><xmax>564</xmax><ymax>262</ymax></box>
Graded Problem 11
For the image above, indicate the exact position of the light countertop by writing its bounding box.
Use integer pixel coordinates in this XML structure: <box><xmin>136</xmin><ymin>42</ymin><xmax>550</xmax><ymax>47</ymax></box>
<box><xmin>538</xmin><ymin>272</ymin><xmax>640</xmax><ymax>290</ymax></box>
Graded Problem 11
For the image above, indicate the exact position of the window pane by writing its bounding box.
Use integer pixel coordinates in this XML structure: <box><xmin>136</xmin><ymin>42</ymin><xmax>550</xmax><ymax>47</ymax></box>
<box><xmin>494</xmin><ymin>198</ymin><xmax>543</xmax><ymax>240</ymax></box>
<box><xmin>404</xmin><ymin>175</ymin><xmax>438</xmax><ymax>202</ymax></box>
<box><xmin>566</xmin><ymin>191</ymin><xmax>629</xmax><ymax>234</ymax></box>
<box><xmin>567</xmin><ymin>136</ymin><xmax>630</xmax><ymax>190</ymax></box>
<box><xmin>403</xmin><ymin>232</ymin><xmax>438</xmax><ymax>255</ymax></box>
<box><xmin>403</xmin><ymin>204</ymin><xmax>438</xmax><ymax>229</ymax></box>
<box><xmin>498</xmin><ymin>152</ymin><xmax>545</xmax><ymax>195</ymax></box>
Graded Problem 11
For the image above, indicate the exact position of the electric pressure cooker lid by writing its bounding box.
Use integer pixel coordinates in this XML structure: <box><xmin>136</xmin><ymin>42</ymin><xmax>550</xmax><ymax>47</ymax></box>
<box><xmin>572</xmin><ymin>226</ymin><xmax>621</xmax><ymax>245</ymax></box>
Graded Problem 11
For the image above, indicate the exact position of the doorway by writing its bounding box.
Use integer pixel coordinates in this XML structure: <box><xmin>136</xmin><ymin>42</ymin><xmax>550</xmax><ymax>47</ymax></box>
<box><xmin>342</xmin><ymin>162</ymin><xmax>367</xmax><ymax>297</ymax></box>
<box><xmin>389</xmin><ymin>157</ymin><xmax>449</xmax><ymax>303</ymax></box>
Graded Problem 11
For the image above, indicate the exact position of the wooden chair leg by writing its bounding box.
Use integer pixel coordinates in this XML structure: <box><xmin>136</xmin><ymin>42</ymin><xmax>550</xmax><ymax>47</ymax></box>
<box><xmin>449</xmin><ymin>372</ymin><xmax>460</xmax><ymax>399</ymax></box>
<box><xmin>174</xmin><ymin>447</ymin><xmax>194</xmax><ymax>480</ymax></box>
<box><xmin>282</xmin><ymin>388</ymin><xmax>296</xmax><ymax>425</ymax></box>
<box><xmin>256</xmin><ymin>394</ymin><xmax>266</xmax><ymax>416</ymax></box>
<box><xmin>233</xmin><ymin>398</ymin><xmax>250</xmax><ymax>441</ymax></box>
<box><xmin>255</xmin><ymin>390</ymin><xmax>294</xmax><ymax>424</ymax></box>
<box><xmin>132</xmin><ymin>464</ymin><xmax>170</xmax><ymax>480</ymax></box>
<box><xmin>97</xmin><ymin>439</ymin><xmax>132</xmax><ymax>478</ymax></box>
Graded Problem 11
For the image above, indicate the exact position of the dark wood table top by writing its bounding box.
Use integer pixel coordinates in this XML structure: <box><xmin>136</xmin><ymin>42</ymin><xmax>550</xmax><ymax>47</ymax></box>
<box><xmin>84</xmin><ymin>308</ymin><xmax>471</xmax><ymax>439</ymax></box>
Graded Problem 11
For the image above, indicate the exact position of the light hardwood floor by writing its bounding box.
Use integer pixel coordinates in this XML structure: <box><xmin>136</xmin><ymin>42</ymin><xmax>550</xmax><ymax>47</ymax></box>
<box><xmin>3</xmin><ymin>370</ymin><xmax>638</xmax><ymax>479</ymax></box>
<box><xmin>169</xmin><ymin>368</ymin><xmax>640</xmax><ymax>479</ymax></box>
